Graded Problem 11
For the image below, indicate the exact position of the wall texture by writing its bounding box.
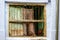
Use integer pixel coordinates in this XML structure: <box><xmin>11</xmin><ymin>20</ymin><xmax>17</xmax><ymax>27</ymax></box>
<box><xmin>0</xmin><ymin>0</ymin><xmax>56</xmax><ymax>40</ymax></box>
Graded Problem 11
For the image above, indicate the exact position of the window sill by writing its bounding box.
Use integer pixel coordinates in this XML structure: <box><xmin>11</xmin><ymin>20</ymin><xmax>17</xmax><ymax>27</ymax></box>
<box><xmin>6</xmin><ymin>37</ymin><xmax>47</xmax><ymax>40</ymax></box>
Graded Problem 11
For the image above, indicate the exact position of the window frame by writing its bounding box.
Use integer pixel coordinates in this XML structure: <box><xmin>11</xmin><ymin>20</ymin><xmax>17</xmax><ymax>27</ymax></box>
<box><xmin>6</xmin><ymin>3</ymin><xmax>46</xmax><ymax>39</ymax></box>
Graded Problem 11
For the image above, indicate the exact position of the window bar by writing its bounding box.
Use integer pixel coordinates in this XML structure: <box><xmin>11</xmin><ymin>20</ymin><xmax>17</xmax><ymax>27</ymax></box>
<box><xmin>9</xmin><ymin>20</ymin><xmax>44</xmax><ymax>23</ymax></box>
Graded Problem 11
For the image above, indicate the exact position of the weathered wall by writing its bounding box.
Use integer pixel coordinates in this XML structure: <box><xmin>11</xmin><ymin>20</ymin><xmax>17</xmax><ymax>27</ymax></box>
<box><xmin>0</xmin><ymin>0</ymin><xmax>56</xmax><ymax>40</ymax></box>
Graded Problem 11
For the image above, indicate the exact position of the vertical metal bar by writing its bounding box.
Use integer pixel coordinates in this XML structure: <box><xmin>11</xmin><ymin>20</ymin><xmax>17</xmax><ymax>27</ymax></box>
<box><xmin>56</xmin><ymin>0</ymin><xmax>59</xmax><ymax>40</ymax></box>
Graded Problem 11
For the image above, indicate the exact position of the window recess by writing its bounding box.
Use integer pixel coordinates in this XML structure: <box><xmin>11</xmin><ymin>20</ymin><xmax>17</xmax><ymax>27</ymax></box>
<box><xmin>8</xmin><ymin>4</ymin><xmax>46</xmax><ymax>37</ymax></box>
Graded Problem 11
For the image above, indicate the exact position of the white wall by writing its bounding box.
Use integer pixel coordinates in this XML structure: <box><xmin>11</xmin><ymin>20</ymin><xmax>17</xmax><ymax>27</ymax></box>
<box><xmin>46</xmin><ymin>0</ymin><xmax>56</xmax><ymax>40</ymax></box>
<box><xmin>5</xmin><ymin>0</ymin><xmax>48</xmax><ymax>3</ymax></box>
<box><xmin>0</xmin><ymin>0</ymin><xmax>5</xmax><ymax>40</ymax></box>
<box><xmin>0</xmin><ymin>0</ymin><xmax>57</xmax><ymax>40</ymax></box>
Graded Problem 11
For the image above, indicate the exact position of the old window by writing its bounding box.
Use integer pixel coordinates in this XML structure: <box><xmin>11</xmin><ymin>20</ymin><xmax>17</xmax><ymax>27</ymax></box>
<box><xmin>8</xmin><ymin>3</ymin><xmax>46</xmax><ymax>37</ymax></box>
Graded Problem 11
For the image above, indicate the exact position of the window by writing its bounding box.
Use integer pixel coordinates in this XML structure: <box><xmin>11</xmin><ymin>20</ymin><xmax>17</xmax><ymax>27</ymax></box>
<box><xmin>8</xmin><ymin>3</ymin><xmax>46</xmax><ymax>37</ymax></box>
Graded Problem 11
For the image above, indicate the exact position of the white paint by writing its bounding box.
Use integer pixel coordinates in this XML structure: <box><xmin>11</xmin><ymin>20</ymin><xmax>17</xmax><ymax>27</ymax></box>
<box><xmin>6</xmin><ymin>37</ymin><xmax>47</xmax><ymax>40</ymax></box>
<box><xmin>46</xmin><ymin>0</ymin><xmax>56</xmax><ymax>40</ymax></box>
<box><xmin>0</xmin><ymin>0</ymin><xmax>5</xmax><ymax>40</ymax></box>
<box><xmin>5</xmin><ymin>0</ymin><xmax>48</xmax><ymax>3</ymax></box>
<box><xmin>0</xmin><ymin>0</ymin><xmax>57</xmax><ymax>40</ymax></box>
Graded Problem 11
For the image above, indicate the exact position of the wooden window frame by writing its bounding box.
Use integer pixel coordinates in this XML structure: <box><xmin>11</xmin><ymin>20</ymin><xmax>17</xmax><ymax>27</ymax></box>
<box><xmin>6</xmin><ymin>3</ymin><xmax>46</xmax><ymax>38</ymax></box>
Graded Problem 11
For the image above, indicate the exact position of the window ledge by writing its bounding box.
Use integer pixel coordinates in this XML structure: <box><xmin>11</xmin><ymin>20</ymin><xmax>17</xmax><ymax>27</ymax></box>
<box><xmin>7</xmin><ymin>37</ymin><xmax>47</xmax><ymax>40</ymax></box>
